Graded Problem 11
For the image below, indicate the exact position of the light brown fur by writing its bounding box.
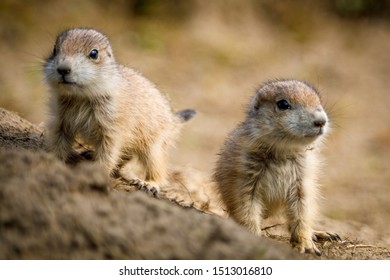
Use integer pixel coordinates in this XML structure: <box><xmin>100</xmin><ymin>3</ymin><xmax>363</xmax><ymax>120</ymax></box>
<box><xmin>214</xmin><ymin>79</ymin><xmax>340</xmax><ymax>255</ymax></box>
<box><xmin>44</xmin><ymin>28</ymin><xmax>195</xmax><ymax>190</ymax></box>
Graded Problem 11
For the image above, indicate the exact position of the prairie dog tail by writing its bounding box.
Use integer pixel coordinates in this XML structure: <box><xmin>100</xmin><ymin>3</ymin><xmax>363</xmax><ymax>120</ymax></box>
<box><xmin>175</xmin><ymin>109</ymin><xmax>197</xmax><ymax>123</ymax></box>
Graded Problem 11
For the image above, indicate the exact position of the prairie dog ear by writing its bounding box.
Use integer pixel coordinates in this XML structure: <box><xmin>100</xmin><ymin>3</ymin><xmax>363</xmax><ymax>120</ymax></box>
<box><xmin>247</xmin><ymin>93</ymin><xmax>261</xmax><ymax>116</ymax></box>
<box><xmin>251</xmin><ymin>84</ymin><xmax>270</xmax><ymax>110</ymax></box>
<box><xmin>252</xmin><ymin>94</ymin><xmax>261</xmax><ymax>111</ymax></box>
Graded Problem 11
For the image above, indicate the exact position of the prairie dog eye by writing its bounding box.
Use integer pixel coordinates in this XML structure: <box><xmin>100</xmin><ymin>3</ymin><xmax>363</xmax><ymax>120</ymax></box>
<box><xmin>276</xmin><ymin>99</ymin><xmax>291</xmax><ymax>110</ymax></box>
<box><xmin>88</xmin><ymin>49</ymin><xmax>99</xmax><ymax>60</ymax></box>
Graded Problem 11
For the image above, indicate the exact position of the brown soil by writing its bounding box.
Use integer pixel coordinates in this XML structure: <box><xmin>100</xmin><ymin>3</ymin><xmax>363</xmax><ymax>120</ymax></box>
<box><xmin>0</xmin><ymin>108</ymin><xmax>388</xmax><ymax>260</ymax></box>
<box><xmin>0</xmin><ymin>108</ymin><xmax>299</xmax><ymax>260</ymax></box>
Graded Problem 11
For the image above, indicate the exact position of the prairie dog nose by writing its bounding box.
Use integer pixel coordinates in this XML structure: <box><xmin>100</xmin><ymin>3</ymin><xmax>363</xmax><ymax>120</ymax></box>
<box><xmin>313</xmin><ymin>109</ymin><xmax>327</xmax><ymax>128</ymax></box>
<box><xmin>313</xmin><ymin>119</ymin><xmax>326</xmax><ymax>128</ymax></box>
<box><xmin>57</xmin><ymin>66</ymin><xmax>71</xmax><ymax>76</ymax></box>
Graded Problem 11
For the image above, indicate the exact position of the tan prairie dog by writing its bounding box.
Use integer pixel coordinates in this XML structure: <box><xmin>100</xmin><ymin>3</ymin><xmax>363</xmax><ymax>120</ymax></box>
<box><xmin>214</xmin><ymin>79</ymin><xmax>340</xmax><ymax>256</ymax></box>
<box><xmin>44</xmin><ymin>28</ymin><xmax>195</xmax><ymax>191</ymax></box>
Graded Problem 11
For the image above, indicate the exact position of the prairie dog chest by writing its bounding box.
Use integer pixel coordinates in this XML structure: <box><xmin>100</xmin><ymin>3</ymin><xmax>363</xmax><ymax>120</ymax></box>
<box><xmin>59</xmin><ymin>97</ymin><xmax>114</xmax><ymax>140</ymax></box>
<box><xmin>250</xmin><ymin>153</ymin><xmax>304</xmax><ymax>204</ymax></box>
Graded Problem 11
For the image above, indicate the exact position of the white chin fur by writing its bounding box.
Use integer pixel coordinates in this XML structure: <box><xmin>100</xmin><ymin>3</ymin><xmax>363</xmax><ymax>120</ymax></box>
<box><xmin>45</xmin><ymin>51</ymin><xmax>121</xmax><ymax>99</ymax></box>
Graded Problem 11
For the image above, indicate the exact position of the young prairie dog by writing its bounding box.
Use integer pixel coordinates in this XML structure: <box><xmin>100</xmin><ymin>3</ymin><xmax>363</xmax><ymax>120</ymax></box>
<box><xmin>44</xmin><ymin>28</ymin><xmax>195</xmax><ymax>191</ymax></box>
<box><xmin>214</xmin><ymin>79</ymin><xmax>340</xmax><ymax>256</ymax></box>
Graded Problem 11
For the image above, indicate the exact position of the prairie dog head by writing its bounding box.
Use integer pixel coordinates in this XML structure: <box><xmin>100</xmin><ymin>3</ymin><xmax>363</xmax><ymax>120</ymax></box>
<box><xmin>247</xmin><ymin>79</ymin><xmax>328</xmax><ymax>150</ymax></box>
<box><xmin>44</xmin><ymin>28</ymin><xmax>119</xmax><ymax>97</ymax></box>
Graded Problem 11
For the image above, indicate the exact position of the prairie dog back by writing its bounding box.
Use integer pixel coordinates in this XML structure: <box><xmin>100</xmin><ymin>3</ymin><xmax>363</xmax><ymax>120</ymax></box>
<box><xmin>44</xmin><ymin>28</ymin><xmax>195</xmax><ymax>190</ymax></box>
<box><xmin>214</xmin><ymin>79</ymin><xmax>340</xmax><ymax>255</ymax></box>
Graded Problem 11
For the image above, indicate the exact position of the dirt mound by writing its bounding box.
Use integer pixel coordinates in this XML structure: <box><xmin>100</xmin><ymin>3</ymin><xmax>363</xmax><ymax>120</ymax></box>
<box><xmin>0</xmin><ymin>107</ymin><xmax>388</xmax><ymax>259</ymax></box>
<box><xmin>0</xmin><ymin>107</ymin><xmax>299</xmax><ymax>260</ymax></box>
<box><xmin>0</xmin><ymin>108</ymin><xmax>44</xmax><ymax>150</ymax></box>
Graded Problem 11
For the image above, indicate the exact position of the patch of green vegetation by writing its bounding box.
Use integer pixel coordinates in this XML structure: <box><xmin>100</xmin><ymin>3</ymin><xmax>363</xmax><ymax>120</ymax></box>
<box><xmin>255</xmin><ymin>1</ymin><xmax>320</xmax><ymax>44</ymax></box>
<box><xmin>327</xmin><ymin>209</ymin><xmax>350</xmax><ymax>220</ymax></box>
<box><xmin>128</xmin><ymin>0</ymin><xmax>193</xmax><ymax>23</ymax></box>
<box><xmin>333</xmin><ymin>0</ymin><xmax>389</xmax><ymax>18</ymax></box>
<box><xmin>255</xmin><ymin>246</ymin><xmax>266</xmax><ymax>259</ymax></box>
<box><xmin>132</xmin><ymin>25</ymin><xmax>165</xmax><ymax>51</ymax></box>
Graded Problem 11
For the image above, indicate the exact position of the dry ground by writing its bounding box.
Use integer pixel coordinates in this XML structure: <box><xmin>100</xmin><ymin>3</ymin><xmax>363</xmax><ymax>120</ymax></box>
<box><xmin>0</xmin><ymin>107</ymin><xmax>388</xmax><ymax>260</ymax></box>
<box><xmin>0</xmin><ymin>1</ymin><xmax>389</xmax><ymax>259</ymax></box>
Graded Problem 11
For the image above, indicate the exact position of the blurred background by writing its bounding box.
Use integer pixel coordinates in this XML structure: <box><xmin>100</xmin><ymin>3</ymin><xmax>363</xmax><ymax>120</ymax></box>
<box><xmin>0</xmin><ymin>0</ymin><xmax>389</xmax><ymax>246</ymax></box>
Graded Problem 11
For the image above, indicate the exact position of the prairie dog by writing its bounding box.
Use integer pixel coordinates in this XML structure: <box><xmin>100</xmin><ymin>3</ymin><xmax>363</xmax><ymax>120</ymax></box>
<box><xmin>44</xmin><ymin>28</ymin><xmax>195</xmax><ymax>190</ymax></box>
<box><xmin>214</xmin><ymin>79</ymin><xmax>340</xmax><ymax>255</ymax></box>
